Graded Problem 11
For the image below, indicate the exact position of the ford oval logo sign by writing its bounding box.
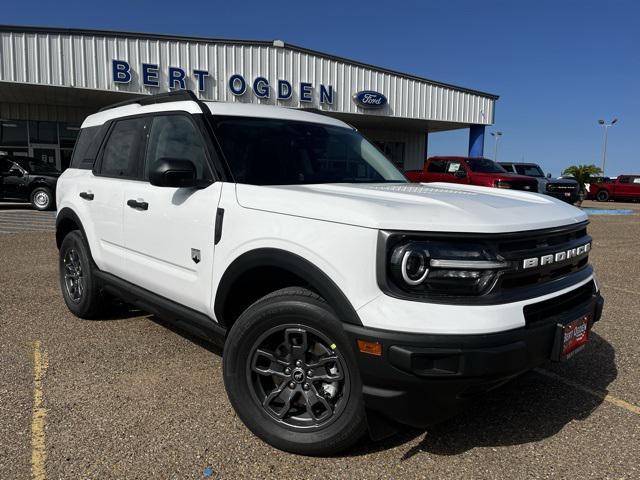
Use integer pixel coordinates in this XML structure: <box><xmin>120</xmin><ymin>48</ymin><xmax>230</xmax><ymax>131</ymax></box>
<box><xmin>353</xmin><ymin>90</ymin><xmax>387</xmax><ymax>109</ymax></box>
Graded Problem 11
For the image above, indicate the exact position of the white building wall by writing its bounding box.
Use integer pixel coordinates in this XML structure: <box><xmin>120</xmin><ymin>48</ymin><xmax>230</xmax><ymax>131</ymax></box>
<box><xmin>360</xmin><ymin>128</ymin><xmax>425</xmax><ymax>170</ymax></box>
<box><xmin>0</xmin><ymin>28</ymin><xmax>496</xmax><ymax>126</ymax></box>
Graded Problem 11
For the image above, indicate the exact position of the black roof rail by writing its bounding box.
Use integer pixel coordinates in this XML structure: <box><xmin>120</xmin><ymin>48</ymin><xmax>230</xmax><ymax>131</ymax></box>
<box><xmin>98</xmin><ymin>90</ymin><xmax>200</xmax><ymax>112</ymax></box>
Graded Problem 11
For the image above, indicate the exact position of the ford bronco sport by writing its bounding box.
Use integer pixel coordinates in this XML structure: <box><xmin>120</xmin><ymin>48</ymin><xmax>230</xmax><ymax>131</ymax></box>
<box><xmin>56</xmin><ymin>91</ymin><xmax>604</xmax><ymax>455</ymax></box>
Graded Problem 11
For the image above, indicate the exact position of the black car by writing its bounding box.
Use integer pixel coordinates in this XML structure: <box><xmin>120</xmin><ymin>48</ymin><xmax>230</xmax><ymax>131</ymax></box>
<box><xmin>499</xmin><ymin>162</ymin><xmax>579</xmax><ymax>203</ymax></box>
<box><xmin>0</xmin><ymin>155</ymin><xmax>59</xmax><ymax>210</ymax></box>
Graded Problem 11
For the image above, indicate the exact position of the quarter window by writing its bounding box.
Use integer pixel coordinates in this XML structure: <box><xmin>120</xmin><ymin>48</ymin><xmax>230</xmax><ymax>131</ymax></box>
<box><xmin>145</xmin><ymin>115</ymin><xmax>210</xmax><ymax>181</ymax></box>
<box><xmin>100</xmin><ymin>118</ymin><xmax>146</xmax><ymax>178</ymax></box>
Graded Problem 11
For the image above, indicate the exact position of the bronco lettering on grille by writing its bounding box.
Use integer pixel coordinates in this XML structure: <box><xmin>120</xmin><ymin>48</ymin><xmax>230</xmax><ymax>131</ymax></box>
<box><xmin>522</xmin><ymin>243</ymin><xmax>591</xmax><ymax>269</ymax></box>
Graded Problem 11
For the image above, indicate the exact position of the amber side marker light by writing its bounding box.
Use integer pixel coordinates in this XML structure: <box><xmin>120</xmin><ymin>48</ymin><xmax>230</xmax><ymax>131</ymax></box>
<box><xmin>357</xmin><ymin>339</ymin><xmax>382</xmax><ymax>356</ymax></box>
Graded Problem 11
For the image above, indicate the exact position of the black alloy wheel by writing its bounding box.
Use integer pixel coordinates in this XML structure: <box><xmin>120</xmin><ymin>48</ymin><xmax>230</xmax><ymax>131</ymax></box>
<box><xmin>248</xmin><ymin>325</ymin><xmax>349</xmax><ymax>430</ymax></box>
<box><xmin>59</xmin><ymin>231</ymin><xmax>108</xmax><ymax>319</ymax></box>
<box><xmin>62</xmin><ymin>247</ymin><xmax>85</xmax><ymax>303</ymax></box>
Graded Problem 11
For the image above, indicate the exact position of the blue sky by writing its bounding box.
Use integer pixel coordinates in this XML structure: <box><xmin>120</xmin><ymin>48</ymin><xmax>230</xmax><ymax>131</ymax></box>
<box><xmin>3</xmin><ymin>0</ymin><xmax>638</xmax><ymax>176</ymax></box>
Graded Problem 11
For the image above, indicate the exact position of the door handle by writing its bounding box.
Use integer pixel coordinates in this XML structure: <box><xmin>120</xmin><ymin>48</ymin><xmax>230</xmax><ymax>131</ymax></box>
<box><xmin>127</xmin><ymin>199</ymin><xmax>149</xmax><ymax>211</ymax></box>
<box><xmin>79</xmin><ymin>192</ymin><xmax>94</xmax><ymax>200</ymax></box>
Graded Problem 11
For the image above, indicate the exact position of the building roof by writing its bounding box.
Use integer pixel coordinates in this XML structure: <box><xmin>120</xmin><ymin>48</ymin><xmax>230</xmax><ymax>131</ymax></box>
<box><xmin>0</xmin><ymin>24</ymin><xmax>499</xmax><ymax>100</ymax></box>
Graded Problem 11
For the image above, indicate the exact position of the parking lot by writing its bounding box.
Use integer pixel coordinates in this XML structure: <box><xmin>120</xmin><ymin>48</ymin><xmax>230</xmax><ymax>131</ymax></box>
<box><xmin>1</xmin><ymin>200</ymin><xmax>638</xmax><ymax>480</ymax></box>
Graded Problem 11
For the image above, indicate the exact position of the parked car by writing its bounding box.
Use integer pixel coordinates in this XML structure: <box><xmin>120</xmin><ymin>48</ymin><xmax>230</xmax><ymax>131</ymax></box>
<box><xmin>584</xmin><ymin>176</ymin><xmax>612</xmax><ymax>200</ymax></box>
<box><xmin>499</xmin><ymin>162</ymin><xmax>579</xmax><ymax>203</ymax></box>
<box><xmin>590</xmin><ymin>175</ymin><xmax>640</xmax><ymax>202</ymax></box>
<box><xmin>56</xmin><ymin>91</ymin><xmax>603</xmax><ymax>455</ymax></box>
<box><xmin>0</xmin><ymin>155</ymin><xmax>59</xmax><ymax>210</ymax></box>
<box><xmin>405</xmin><ymin>156</ymin><xmax>539</xmax><ymax>192</ymax></box>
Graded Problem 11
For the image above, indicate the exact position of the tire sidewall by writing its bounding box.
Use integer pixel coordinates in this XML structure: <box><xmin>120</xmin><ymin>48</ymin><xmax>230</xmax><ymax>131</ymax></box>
<box><xmin>31</xmin><ymin>187</ymin><xmax>52</xmax><ymax>211</ymax></box>
<box><xmin>223</xmin><ymin>294</ymin><xmax>366</xmax><ymax>455</ymax></box>
<box><xmin>596</xmin><ymin>190</ymin><xmax>609</xmax><ymax>202</ymax></box>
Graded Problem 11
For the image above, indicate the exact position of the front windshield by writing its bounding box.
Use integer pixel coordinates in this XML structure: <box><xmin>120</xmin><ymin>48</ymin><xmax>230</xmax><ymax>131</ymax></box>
<box><xmin>213</xmin><ymin>116</ymin><xmax>407</xmax><ymax>185</ymax></box>
<box><xmin>514</xmin><ymin>164</ymin><xmax>544</xmax><ymax>177</ymax></box>
<box><xmin>465</xmin><ymin>158</ymin><xmax>508</xmax><ymax>174</ymax></box>
<box><xmin>16</xmin><ymin>158</ymin><xmax>59</xmax><ymax>174</ymax></box>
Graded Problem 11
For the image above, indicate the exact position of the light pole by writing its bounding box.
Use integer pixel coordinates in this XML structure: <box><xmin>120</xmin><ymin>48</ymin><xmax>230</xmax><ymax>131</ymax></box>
<box><xmin>490</xmin><ymin>131</ymin><xmax>503</xmax><ymax>161</ymax></box>
<box><xmin>598</xmin><ymin>118</ymin><xmax>617</xmax><ymax>176</ymax></box>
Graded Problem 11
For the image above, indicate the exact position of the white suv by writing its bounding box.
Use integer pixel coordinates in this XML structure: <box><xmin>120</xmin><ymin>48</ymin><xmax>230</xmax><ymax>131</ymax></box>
<box><xmin>56</xmin><ymin>91</ymin><xmax>603</xmax><ymax>455</ymax></box>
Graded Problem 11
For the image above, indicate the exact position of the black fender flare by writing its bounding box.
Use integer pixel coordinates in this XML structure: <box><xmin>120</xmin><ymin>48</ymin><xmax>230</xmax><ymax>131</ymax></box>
<box><xmin>55</xmin><ymin>207</ymin><xmax>92</xmax><ymax>256</ymax></box>
<box><xmin>214</xmin><ymin>248</ymin><xmax>363</xmax><ymax>327</ymax></box>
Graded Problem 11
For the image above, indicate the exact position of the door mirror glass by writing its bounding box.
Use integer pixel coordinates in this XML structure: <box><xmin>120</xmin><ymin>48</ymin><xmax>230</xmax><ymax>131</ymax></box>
<box><xmin>149</xmin><ymin>158</ymin><xmax>197</xmax><ymax>188</ymax></box>
<box><xmin>546</xmin><ymin>173</ymin><xmax>552</xmax><ymax>179</ymax></box>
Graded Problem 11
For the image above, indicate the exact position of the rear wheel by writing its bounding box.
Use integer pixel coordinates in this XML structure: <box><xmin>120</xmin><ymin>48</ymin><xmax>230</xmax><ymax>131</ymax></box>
<box><xmin>59</xmin><ymin>231</ymin><xmax>107</xmax><ymax>319</ymax></box>
<box><xmin>223</xmin><ymin>288</ymin><xmax>367</xmax><ymax>455</ymax></box>
<box><xmin>30</xmin><ymin>187</ymin><xmax>53</xmax><ymax>211</ymax></box>
<box><xmin>596</xmin><ymin>189</ymin><xmax>610</xmax><ymax>202</ymax></box>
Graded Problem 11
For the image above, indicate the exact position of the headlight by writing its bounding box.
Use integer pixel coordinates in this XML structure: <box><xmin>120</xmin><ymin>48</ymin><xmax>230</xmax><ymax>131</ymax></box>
<box><xmin>387</xmin><ymin>240</ymin><xmax>508</xmax><ymax>297</ymax></box>
<box><xmin>495</xmin><ymin>180</ymin><xmax>512</xmax><ymax>189</ymax></box>
<box><xmin>546</xmin><ymin>183</ymin><xmax>556</xmax><ymax>192</ymax></box>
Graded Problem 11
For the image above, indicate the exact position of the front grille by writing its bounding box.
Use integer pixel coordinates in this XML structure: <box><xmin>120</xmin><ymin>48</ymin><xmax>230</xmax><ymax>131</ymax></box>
<box><xmin>509</xmin><ymin>180</ymin><xmax>538</xmax><ymax>192</ymax></box>
<box><xmin>523</xmin><ymin>280</ymin><xmax>595</xmax><ymax>324</ymax></box>
<box><xmin>496</xmin><ymin>223</ymin><xmax>591</xmax><ymax>290</ymax></box>
<box><xmin>547</xmin><ymin>183</ymin><xmax>577</xmax><ymax>193</ymax></box>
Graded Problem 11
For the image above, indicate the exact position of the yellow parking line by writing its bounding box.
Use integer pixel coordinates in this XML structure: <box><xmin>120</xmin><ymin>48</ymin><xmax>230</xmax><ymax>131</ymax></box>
<box><xmin>31</xmin><ymin>340</ymin><xmax>48</xmax><ymax>480</ymax></box>
<box><xmin>534</xmin><ymin>368</ymin><xmax>640</xmax><ymax>416</ymax></box>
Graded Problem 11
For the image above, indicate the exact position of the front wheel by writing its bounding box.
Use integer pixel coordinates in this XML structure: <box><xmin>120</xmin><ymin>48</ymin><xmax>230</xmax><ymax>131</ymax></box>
<box><xmin>223</xmin><ymin>288</ymin><xmax>367</xmax><ymax>455</ymax></box>
<box><xmin>596</xmin><ymin>189</ymin><xmax>610</xmax><ymax>202</ymax></box>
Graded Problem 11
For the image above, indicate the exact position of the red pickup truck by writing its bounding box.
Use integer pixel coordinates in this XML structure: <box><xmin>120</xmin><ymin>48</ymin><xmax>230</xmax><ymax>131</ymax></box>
<box><xmin>405</xmin><ymin>156</ymin><xmax>539</xmax><ymax>192</ymax></box>
<box><xmin>590</xmin><ymin>175</ymin><xmax>640</xmax><ymax>202</ymax></box>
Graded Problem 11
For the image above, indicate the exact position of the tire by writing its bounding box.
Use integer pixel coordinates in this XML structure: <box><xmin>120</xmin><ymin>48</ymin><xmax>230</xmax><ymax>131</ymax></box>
<box><xmin>596</xmin><ymin>189</ymin><xmax>610</xmax><ymax>202</ymax></box>
<box><xmin>30</xmin><ymin>187</ymin><xmax>53</xmax><ymax>211</ymax></box>
<box><xmin>59</xmin><ymin>231</ymin><xmax>107</xmax><ymax>319</ymax></box>
<box><xmin>223</xmin><ymin>287</ymin><xmax>367</xmax><ymax>456</ymax></box>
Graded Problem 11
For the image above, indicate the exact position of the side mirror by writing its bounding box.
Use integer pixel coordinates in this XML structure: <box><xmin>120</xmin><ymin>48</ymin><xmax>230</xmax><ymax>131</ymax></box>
<box><xmin>149</xmin><ymin>158</ymin><xmax>197</xmax><ymax>188</ymax></box>
<box><xmin>454</xmin><ymin>169</ymin><xmax>467</xmax><ymax>178</ymax></box>
<box><xmin>546</xmin><ymin>173</ymin><xmax>552</xmax><ymax>179</ymax></box>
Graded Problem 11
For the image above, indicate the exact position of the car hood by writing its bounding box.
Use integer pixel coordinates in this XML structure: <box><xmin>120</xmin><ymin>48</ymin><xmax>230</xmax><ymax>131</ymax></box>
<box><xmin>473</xmin><ymin>172</ymin><xmax>537</xmax><ymax>182</ymax></box>
<box><xmin>235</xmin><ymin>182</ymin><xmax>588</xmax><ymax>233</ymax></box>
<box><xmin>547</xmin><ymin>178</ymin><xmax>579</xmax><ymax>185</ymax></box>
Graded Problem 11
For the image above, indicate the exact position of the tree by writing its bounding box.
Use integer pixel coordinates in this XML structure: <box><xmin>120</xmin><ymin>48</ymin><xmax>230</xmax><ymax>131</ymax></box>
<box><xmin>561</xmin><ymin>164</ymin><xmax>603</xmax><ymax>205</ymax></box>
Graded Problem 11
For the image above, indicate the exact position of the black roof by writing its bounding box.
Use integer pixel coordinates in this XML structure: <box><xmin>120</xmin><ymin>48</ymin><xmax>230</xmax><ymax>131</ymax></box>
<box><xmin>0</xmin><ymin>24</ymin><xmax>499</xmax><ymax>100</ymax></box>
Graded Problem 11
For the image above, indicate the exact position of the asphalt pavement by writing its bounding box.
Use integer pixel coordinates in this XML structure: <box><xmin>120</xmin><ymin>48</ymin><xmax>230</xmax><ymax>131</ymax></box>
<box><xmin>1</xmin><ymin>200</ymin><xmax>638</xmax><ymax>479</ymax></box>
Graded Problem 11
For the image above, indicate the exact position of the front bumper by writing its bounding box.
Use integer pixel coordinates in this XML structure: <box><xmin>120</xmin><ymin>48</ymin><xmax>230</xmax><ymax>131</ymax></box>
<box><xmin>545</xmin><ymin>190</ymin><xmax>579</xmax><ymax>203</ymax></box>
<box><xmin>344</xmin><ymin>288</ymin><xmax>604</xmax><ymax>428</ymax></box>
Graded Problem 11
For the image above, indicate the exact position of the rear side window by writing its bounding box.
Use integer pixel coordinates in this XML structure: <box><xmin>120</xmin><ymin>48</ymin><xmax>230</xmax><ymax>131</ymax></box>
<box><xmin>99</xmin><ymin>118</ymin><xmax>146</xmax><ymax>178</ymax></box>
<box><xmin>426</xmin><ymin>160</ymin><xmax>446</xmax><ymax>173</ymax></box>
<box><xmin>70</xmin><ymin>126</ymin><xmax>101</xmax><ymax>169</ymax></box>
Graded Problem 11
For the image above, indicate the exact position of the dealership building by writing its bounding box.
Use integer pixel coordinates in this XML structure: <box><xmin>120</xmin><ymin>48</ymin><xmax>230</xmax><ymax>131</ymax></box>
<box><xmin>0</xmin><ymin>25</ymin><xmax>498</xmax><ymax>172</ymax></box>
